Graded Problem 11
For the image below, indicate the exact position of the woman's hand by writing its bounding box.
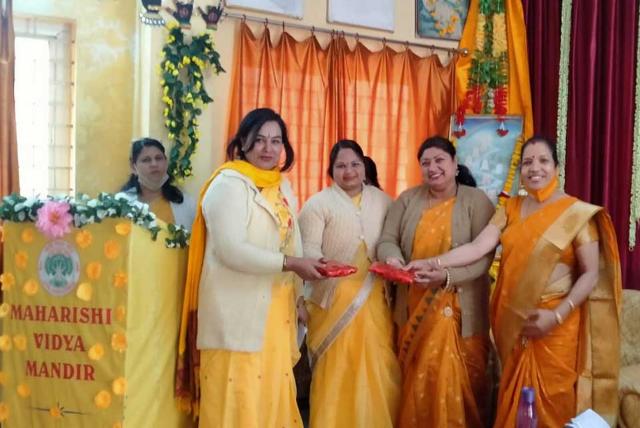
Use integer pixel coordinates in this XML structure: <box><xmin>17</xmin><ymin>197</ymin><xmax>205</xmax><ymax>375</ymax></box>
<box><xmin>296</xmin><ymin>296</ymin><xmax>309</xmax><ymax>325</ymax></box>
<box><xmin>414</xmin><ymin>267</ymin><xmax>446</xmax><ymax>289</ymax></box>
<box><xmin>385</xmin><ymin>257</ymin><xmax>405</xmax><ymax>268</ymax></box>
<box><xmin>521</xmin><ymin>309</ymin><xmax>558</xmax><ymax>338</ymax></box>
<box><xmin>404</xmin><ymin>257</ymin><xmax>439</xmax><ymax>272</ymax></box>
<box><xmin>286</xmin><ymin>256</ymin><xmax>326</xmax><ymax>281</ymax></box>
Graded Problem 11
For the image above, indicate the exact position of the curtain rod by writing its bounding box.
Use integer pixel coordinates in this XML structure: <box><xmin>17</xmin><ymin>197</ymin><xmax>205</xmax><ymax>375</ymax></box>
<box><xmin>222</xmin><ymin>11</ymin><xmax>468</xmax><ymax>56</ymax></box>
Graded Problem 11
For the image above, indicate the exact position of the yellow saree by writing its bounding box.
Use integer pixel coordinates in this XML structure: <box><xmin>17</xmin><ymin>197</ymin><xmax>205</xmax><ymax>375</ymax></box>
<box><xmin>397</xmin><ymin>198</ymin><xmax>488</xmax><ymax>428</ymax></box>
<box><xmin>492</xmin><ymin>196</ymin><xmax>621</xmax><ymax>427</ymax></box>
<box><xmin>306</xmin><ymin>195</ymin><xmax>401</xmax><ymax>428</ymax></box>
<box><xmin>198</xmin><ymin>185</ymin><xmax>302</xmax><ymax>428</ymax></box>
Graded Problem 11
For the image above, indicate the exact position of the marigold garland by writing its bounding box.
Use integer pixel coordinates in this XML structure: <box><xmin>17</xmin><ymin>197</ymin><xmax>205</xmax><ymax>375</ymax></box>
<box><xmin>160</xmin><ymin>23</ymin><xmax>224</xmax><ymax>180</ymax></box>
<box><xmin>556</xmin><ymin>0</ymin><xmax>573</xmax><ymax>188</ymax></box>
<box><xmin>629</xmin><ymin>0</ymin><xmax>640</xmax><ymax>249</ymax></box>
<box><xmin>456</xmin><ymin>0</ymin><xmax>515</xmax><ymax>204</ymax></box>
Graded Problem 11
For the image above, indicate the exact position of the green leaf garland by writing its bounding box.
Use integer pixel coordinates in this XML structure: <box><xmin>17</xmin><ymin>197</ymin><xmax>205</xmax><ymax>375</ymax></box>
<box><xmin>160</xmin><ymin>24</ymin><xmax>225</xmax><ymax>180</ymax></box>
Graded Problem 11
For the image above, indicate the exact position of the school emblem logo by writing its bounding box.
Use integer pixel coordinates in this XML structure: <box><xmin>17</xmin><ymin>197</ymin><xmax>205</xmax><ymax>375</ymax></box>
<box><xmin>38</xmin><ymin>240</ymin><xmax>80</xmax><ymax>296</ymax></box>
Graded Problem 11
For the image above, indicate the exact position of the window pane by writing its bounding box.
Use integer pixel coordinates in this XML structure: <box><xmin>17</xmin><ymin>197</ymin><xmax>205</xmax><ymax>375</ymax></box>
<box><xmin>15</xmin><ymin>37</ymin><xmax>51</xmax><ymax>197</ymax></box>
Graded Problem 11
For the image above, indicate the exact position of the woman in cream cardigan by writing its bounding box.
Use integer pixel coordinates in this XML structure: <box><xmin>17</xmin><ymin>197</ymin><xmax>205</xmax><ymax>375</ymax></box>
<box><xmin>181</xmin><ymin>108</ymin><xmax>326</xmax><ymax>427</ymax></box>
<box><xmin>298</xmin><ymin>140</ymin><xmax>401</xmax><ymax>428</ymax></box>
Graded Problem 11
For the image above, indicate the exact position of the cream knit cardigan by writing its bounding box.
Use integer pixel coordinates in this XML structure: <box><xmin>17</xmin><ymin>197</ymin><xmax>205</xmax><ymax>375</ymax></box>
<box><xmin>298</xmin><ymin>183</ymin><xmax>391</xmax><ymax>308</ymax></box>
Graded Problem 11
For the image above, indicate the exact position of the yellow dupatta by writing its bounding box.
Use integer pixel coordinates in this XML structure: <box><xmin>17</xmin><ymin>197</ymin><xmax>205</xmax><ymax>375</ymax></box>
<box><xmin>175</xmin><ymin>160</ymin><xmax>281</xmax><ymax>418</ymax></box>
<box><xmin>494</xmin><ymin>197</ymin><xmax>622</xmax><ymax>425</ymax></box>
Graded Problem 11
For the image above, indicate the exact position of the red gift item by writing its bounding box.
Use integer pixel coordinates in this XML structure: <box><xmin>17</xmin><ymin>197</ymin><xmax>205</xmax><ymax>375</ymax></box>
<box><xmin>368</xmin><ymin>262</ymin><xmax>416</xmax><ymax>284</ymax></box>
<box><xmin>317</xmin><ymin>261</ymin><xmax>358</xmax><ymax>278</ymax></box>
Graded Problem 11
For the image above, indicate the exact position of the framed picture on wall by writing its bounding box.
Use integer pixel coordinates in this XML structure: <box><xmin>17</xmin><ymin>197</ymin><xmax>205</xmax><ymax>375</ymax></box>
<box><xmin>416</xmin><ymin>0</ymin><xmax>469</xmax><ymax>40</ymax></box>
<box><xmin>449</xmin><ymin>115</ymin><xmax>523</xmax><ymax>204</ymax></box>
<box><xmin>327</xmin><ymin>0</ymin><xmax>395</xmax><ymax>32</ymax></box>
<box><xmin>224</xmin><ymin>0</ymin><xmax>303</xmax><ymax>19</ymax></box>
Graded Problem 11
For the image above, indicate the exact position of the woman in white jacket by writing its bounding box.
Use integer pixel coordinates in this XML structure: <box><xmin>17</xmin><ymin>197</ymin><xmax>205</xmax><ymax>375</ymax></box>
<box><xmin>181</xmin><ymin>108</ymin><xmax>325</xmax><ymax>428</ymax></box>
<box><xmin>120</xmin><ymin>137</ymin><xmax>196</xmax><ymax>229</ymax></box>
<box><xmin>299</xmin><ymin>140</ymin><xmax>401</xmax><ymax>428</ymax></box>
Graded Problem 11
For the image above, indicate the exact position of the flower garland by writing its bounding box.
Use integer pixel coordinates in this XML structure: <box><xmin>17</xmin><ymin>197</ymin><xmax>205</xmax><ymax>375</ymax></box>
<box><xmin>556</xmin><ymin>0</ymin><xmax>573</xmax><ymax>189</ymax></box>
<box><xmin>454</xmin><ymin>0</ymin><xmax>508</xmax><ymax>139</ymax></box>
<box><xmin>0</xmin><ymin>194</ymin><xmax>190</xmax><ymax>249</ymax></box>
<box><xmin>160</xmin><ymin>23</ymin><xmax>224</xmax><ymax>180</ymax></box>
<box><xmin>630</xmin><ymin>2</ymin><xmax>640</xmax><ymax>250</ymax></box>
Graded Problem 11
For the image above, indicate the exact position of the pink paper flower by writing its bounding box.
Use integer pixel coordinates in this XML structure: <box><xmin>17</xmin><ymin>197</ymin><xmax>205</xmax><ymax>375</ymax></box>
<box><xmin>36</xmin><ymin>201</ymin><xmax>73</xmax><ymax>239</ymax></box>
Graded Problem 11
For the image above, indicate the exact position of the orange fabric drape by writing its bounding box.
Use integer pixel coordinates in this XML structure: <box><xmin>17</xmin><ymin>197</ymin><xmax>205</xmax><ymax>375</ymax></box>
<box><xmin>227</xmin><ymin>23</ymin><xmax>457</xmax><ymax>202</ymax></box>
<box><xmin>0</xmin><ymin>0</ymin><xmax>19</xmax><ymax>196</ymax></box>
<box><xmin>398</xmin><ymin>199</ymin><xmax>487</xmax><ymax>427</ymax></box>
<box><xmin>456</xmin><ymin>0</ymin><xmax>533</xmax><ymax>139</ymax></box>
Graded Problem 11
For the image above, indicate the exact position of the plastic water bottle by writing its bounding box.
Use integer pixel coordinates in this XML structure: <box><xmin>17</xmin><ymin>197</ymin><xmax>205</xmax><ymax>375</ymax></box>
<box><xmin>516</xmin><ymin>387</ymin><xmax>538</xmax><ymax>428</ymax></box>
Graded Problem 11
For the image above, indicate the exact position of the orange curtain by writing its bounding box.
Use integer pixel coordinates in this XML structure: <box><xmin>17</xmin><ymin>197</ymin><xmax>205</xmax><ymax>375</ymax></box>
<box><xmin>227</xmin><ymin>23</ymin><xmax>457</xmax><ymax>201</ymax></box>
<box><xmin>0</xmin><ymin>0</ymin><xmax>18</xmax><ymax>196</ymax></box>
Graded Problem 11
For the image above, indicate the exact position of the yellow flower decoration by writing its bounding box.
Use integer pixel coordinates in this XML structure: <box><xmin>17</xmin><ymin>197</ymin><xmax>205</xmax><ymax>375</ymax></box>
<box><xmin>0</xmin><ymin>402</ymin><xmax>9</xmax><ymax>422</ymax></box>
<box><xmin>75</xmin><ymin>230</ymin><xmax>93</xmax><ymax>249</ymax></box>
<box><xmin>49</xmin><ymin>404</ymin><xmax>63</xmax><ymax>419</ymax></box>
<box><xmin>0</xmin><ymin>273</ymin><xmax>15</xmax><ymax>291</ymax></box>
<box><xmin>113</xmin><ymin>272</ymin><xmax>127</xmax><ymax>289</ymax></box>
<box><xmin>88</xmin><ymin>343</ymin><xmax>105</xmax><ymax>361</ymax></box>
<box><xmin>0</xmin><ymin>371</ymin><xmax>8</xmax><ymax>385</ymax></box>
<box><xmin>86</xmin><ymin>262</ymin><xmax>102</xmax><ymax>280</ymax></box>
<box><xmin>76</xmin><ymin>282</ymin><xmax>93</xmax><ymax>302</ymax></box>
<box><xmin>0</xmin><ymin>335</ymin><xmax>12</xmax><ymax>352</ymax></box>
<box><xmin>111</xmin><ymin>332</ymin><xmax>127</xmax><ymax>353</ymax></box>
<box><xmin>94</xmin><ymin>390</ymin><xmax>112</xmax><ymax>409</ymax></box>
<box><xmin>15</xmin><ymin>251</ymin><xmax>28</xmax><ymax>269</ymax></box>
<box><xmin>13</xmin><ymin>335</ymin><xmax>27</xmax><ymax>351</ymax></box>
<box><xmin>23</xmin><ymin>279</ymin><xmax>39</xmax><ymax>296</ymax></box>
<box><xmin>112</xmin><ymin>377</ymin><xmax>127</xmax><ymax>396</ymax></box>
<box><xmin>104</xmin><ymin>240</ymin><xmax>120</xmax><ymax>260</ymax></box>
<box><xmin>115</xmin><ymin>222</ymin><xmax>131</xmax><ymax>236</ymax></box>
<box><xmin>115</xmin><ymin>305</ymin><xmax>126</xmax><ymax>322</ymax></box>
<box><xmin>21</xmin><ymin>228</ymin><xmax>35</xmax><ymax>243</ymax></box>
<box><xmin>0</xmin><ymin>303</ymin><xmax>10</xmax><ymax>318</ymax></box>
<box><xmin>17</xmin><ymin>383</ymin><xmax>31</xmax><ymax>398</ymax></box>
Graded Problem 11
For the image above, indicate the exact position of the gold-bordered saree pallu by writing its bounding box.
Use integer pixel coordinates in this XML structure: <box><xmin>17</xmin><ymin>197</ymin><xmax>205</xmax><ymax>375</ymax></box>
<box><xmin>306</xmin><ymin>243</ymin><xmax>401</xmax><ymax>428</ymax></box>
<box><xmin>492</xmin><ymin>197</ymin><xmax>622</xmax><ymax>427</ymax></box>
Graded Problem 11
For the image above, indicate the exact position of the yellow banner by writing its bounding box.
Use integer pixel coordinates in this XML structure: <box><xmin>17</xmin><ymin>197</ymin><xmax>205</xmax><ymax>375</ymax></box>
<box><xmin>0</xmin><ymin>219</ymin><xmax>191</xmax><ymax>428</ymax></box>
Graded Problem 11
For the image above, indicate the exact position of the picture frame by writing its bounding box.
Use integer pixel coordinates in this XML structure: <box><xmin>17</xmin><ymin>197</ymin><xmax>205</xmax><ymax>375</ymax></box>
<box><xmin>223</xmin><ymin>0</ymin><xmax>303</xmax><ymax>19</ymax></box>
<box><xmin>449</xmin><ymin>115</ymin><xmax>523</xmax><ymax>204</ymax></box>
<box><xmin>327</xmin><ymin>0</ymin><xmax>395</xmax><ymax>32</ymax></box>
<box><xmin>416</xmin><ymin>0</ymin><xmax>469</xmax><ymax>41</ymax></box>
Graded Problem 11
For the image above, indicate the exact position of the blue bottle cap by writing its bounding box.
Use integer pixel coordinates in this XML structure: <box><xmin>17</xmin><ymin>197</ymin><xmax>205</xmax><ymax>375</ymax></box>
<box><xmin>522</xmin><ymin>387</ymin><xmax>535</xmax><ymax>404</ymax></box>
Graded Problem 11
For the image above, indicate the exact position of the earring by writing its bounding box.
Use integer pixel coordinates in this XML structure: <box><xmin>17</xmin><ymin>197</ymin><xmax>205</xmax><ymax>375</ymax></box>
<box><xmin>455</xmin><ymin>168</ymin><xmax>459</xmax><ymax>177</ymax></box>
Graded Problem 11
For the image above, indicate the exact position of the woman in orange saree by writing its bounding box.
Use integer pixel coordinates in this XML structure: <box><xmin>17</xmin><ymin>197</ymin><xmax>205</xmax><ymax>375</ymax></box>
<box><xmin>409</xmin><ymin>136</ymin><xmax>622</xmax><ymax>427</ymax></box>
<box><xmin>377</xmin><ymin>137</ymin><xmax>495</xmax><ymax>427</ymax></box>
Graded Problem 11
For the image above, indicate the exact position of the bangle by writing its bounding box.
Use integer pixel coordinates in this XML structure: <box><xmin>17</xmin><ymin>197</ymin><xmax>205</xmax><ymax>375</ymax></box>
<box><xmin>442</xmin><ymin>268</ymin><xmax>454</xmax><ymax>292</ymax></box>
<box><xmin>567</xmin><ymin>298</ymin><xmax>576</xmax><ymax>311</ymax></box>
<box><xmin>436</xmin><ymin>258</ymin><xmax>442</xmax><ymax>268</ymax></box>
<box><xmin>554</xmin><ymin>310</ymin><xmax>563</xmax><ymax>325</ymax></box>
<box><xmin>282</xmin><ymin>255</ymin><xmax>288</xmax><ymax>271</ymax></box>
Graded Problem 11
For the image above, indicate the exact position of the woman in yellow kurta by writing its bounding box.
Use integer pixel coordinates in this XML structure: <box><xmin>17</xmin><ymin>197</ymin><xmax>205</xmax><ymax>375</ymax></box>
<box><xmin>409</xmin><ymin>137</ymin><xmax>622</xmax><ymax>426</ymax></box>
<box><xmin>377</xmin><ymin>137</ymin><xmax>495</xmax><ymax>427</ymax></box>
<box><xmin>176</xmin><ymin>108</ymin><xmax>327</xmax><ymax>427</ymax></box>
<box><xmin>298</xmin><ymin>140</ymin><xmax>401</xmax><ymax>427</ymax></box>
<box><xmin>120</xmin><ymin>138</ymin><xmax>196</xmax><ymax>229</ymax></box>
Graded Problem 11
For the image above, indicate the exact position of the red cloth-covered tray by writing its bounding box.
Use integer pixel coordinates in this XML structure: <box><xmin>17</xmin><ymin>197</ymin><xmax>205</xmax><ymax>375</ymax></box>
<box><xmin>368</xmin><ymin>262</ymin><xmax>416</xmax><ymax>284</ymax></box>
<box><xmin>317</xmin><ymin>261</ymin><xmax>358</xmax><ymax>278</ymax></box>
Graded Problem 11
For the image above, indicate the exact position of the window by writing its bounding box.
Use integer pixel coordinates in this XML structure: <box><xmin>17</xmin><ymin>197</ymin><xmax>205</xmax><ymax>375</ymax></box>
<box><xmin>14</xmin><ymin>17</ymin><xmax>75</xmax><ymax>197</ymax></box>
